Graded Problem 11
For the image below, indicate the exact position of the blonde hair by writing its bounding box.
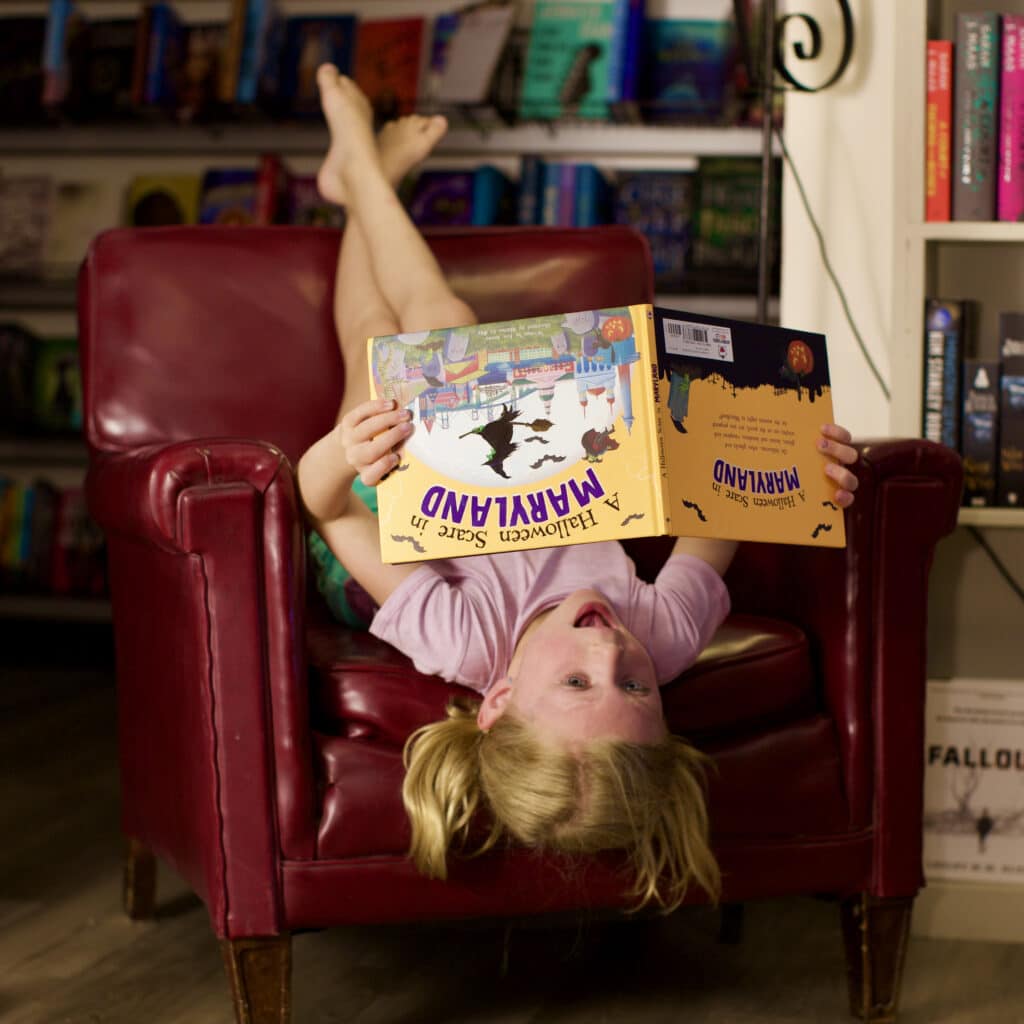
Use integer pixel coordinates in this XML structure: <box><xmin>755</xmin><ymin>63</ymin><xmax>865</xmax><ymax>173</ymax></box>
<box><xmin>401</xmin><ymin>700</ymin><xmax>720</xmax><ymax>910</ymax></box>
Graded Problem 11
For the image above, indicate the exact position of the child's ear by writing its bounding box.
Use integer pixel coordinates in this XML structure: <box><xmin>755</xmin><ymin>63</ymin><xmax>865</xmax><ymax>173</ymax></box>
<box><xmin>477</xmin><ymin>679</ymin><xmax>513</xmax><ymax>732</ymax></box>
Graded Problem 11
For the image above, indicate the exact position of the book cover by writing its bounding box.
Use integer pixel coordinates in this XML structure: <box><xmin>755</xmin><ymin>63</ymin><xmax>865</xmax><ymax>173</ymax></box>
<box><xmin>42</xmin><ymin>0</ymin><xmax>79</xmax><ymax>108</ymax></box>
<box><xmin>409</xmin><ymin>171</ymin><xmax>475</xmax><ymax>226</ymax></box>
<box><xmin>611</xmin><ymin>0</ymin><xmax>645</xmax><ymax>122</ymax></box>
<box><xmin>519</xmin><ymin>0</ymin><xmax>622</xmax><ymax>120</ymax></box>
<box><xmin>471</xmin><ymin>166</ymin><xmax>515</xmax><ymax>226</ymax></box>
<box><xmin>0</xmin><ymin>177</ymin><xmax>53</xmax><ymax>279</ymax></box>
<box><xmin>368</xmin><ymin>304</ymin><xmax>844</xmax><ymax>563</ymax></box>
<box><xmin>144</xmin><ymin>2</ymin><xmax>187</xmax><ymax>107</ymax></box>
<box><xmin>614</xmin><ymin>170</ymin><xmax>695</xmax><ymax>291</ymax></box>
<box><xmin>278</xmin><ymin>16</ymin><xmax>357</xmax><ymax>119</ymax></box>
<box><xmin>923</xmin><ymin>679</ymin><xmax>1024</xmax><ymax>886</ymax></box>
<box><xmin>0</xmin><ymin>17</ymin><xmax>47</xmax><ymax>123</ymax></box>
<box><xmin>66</xmin><ymin>16</ymin><xmax>136</xmax><ymax>120</ymax></box>
<box><xmin>50</xmin><ymin>485</ymin><xmax>106</xmax><ymax>596</ymax></box>
<box><xmin>32</xmin><ymin>336</ymin><xmax>81</xmax><ymax>434</ymax></box>
<box><xmin>573</xmin><ymin>164</ymin><xmax>610</xmax><ymax>226</ymax></box>
<box><xmin>126</xmin><ymin>174</ymin><xmax>201</xmax><ymax>225</ymax></box>
<box><xmin>926</xmin><ymin>39</ymin><xmax>953</xmax><ymax>222</ymax></box>
<box><xmin>255</xmin><ymin>152</ymin><xmax>286</xmax><ymax>225</ymax></box>
<box><xmin>352</xmin><ymin>17</ymin><xmax>426</xmax><ymax>122</ymax></box>
<box><xmin>558</xmin><ymin>163</ymin><xmax>578</xmax><ymax>226</ymax></box>
<box><xmin>176</xmin><ymin>23</ymin><xmax>224</xmax><ymax>123</ymax></box>
<box><xmin>284</xmin><ymin>174</ymin><xmax>344</xmax><ymax>228</ymax></box>
<box><xmin>998</xmin><ymin>311</ymin><xmax>1024</xmax><ymax>506</ymax></box>
<box><xmin>237</xmin><ymin>0</ymin><xmax>276</xmax><ymax>105</ymax></box>
<box><xmin>44</xmin><ymin>179</ymin><xmax>125</xmax><ymax>278</ymax></box>
<box><xmin>953</xmin><ymin>12</ymin><xmax>1000</xmax><ymax>221</ymax></box>
<box><xmin>130</xmin><ymin>4</ymin><xmax>153</xmax><ymax>108</ymax></box>
<box><xmin>961</xmin><ymin>360</ymin><xmax>999</xmax><ymax>507</ymax></box>
<box><xmin>430</xmin><ymin>3</ymin><xmax>516</xmax><ymax>106</ymax></box>
<box><xmin>640</xmin><ymin>8</ymin><xmax>735</xmax><ymax>123</ymax></box>
<box><xmin>922</xmin><ymin>299</ymin><xmax>974</xmax><ymax>451</ymax></box>
<box><xmin>540</xmin><ymin>161</ymin><xmax>563</xmax><ymax>225</ymax></box>
<box><xmin>198</xmin><ymin>169</ymin><xmax>259</xmax><ymax>225</ymax></box>
<box><xmin>998</xmin><ymin>15</ymin><xmax>1024</xmax><ymax>221</ymax></box>
<box><xmin>218</xmin><ymin>0</ymin><xmax>248</xmax><ymax>104</ymax></box>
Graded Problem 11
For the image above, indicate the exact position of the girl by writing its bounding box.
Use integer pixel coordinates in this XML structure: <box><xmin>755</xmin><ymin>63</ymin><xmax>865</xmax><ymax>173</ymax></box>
<box><xmin>297</xmin><ymin>66</ymin><xmax>860</xmax><ymax>910</ymax></box>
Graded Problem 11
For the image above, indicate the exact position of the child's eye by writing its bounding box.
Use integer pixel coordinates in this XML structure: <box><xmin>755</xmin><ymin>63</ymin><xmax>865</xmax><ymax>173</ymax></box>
<box><xmin>621</xmin><ymin>679</ymin><xmax>649</xmax><ymax>694</ymax></box>
<box><xmin>563</xmin><ymin>675</ymin><xmax>589</xmax><ymax>689</ymax></box>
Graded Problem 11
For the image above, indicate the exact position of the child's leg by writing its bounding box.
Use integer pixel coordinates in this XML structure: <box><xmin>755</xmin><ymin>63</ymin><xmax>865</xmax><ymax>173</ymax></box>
<box><xmin>316</xmin><ymin>65</ymin><xmax>478</xmax><ymax>337</ymax></box>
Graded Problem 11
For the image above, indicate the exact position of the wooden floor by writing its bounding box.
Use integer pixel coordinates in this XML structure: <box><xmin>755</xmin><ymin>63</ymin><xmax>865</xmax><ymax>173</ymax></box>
<box><xmin>2</xmin><ymin>625</ymin><xmax>1024</xmax><ymax>1024</ymax></box>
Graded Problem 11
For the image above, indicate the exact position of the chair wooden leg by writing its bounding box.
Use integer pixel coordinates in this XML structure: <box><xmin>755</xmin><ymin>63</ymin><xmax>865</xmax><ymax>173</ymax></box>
<box><xmin>840</xmin><ymin>894</ymin><xmax>914</xmax><ymax>1023</ymax></box>
<box><xmin>220</xmin><ymin>935</ymin><xmax>292</xmax><ymax>1024</ymax></box>
<box><xmin>122</xmin><ymin>838</ymin><xmax>157</xmax><ymax>920</ymax></box>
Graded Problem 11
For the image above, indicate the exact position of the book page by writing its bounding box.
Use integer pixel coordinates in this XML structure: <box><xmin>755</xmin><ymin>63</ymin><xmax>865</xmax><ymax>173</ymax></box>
<box><xmin>653</xmin><ymin>307</ymin><xmax>846</xmax><ymax>548</ymax></box>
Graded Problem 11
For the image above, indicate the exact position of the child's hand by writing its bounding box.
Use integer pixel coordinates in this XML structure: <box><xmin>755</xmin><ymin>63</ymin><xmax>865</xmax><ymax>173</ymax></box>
<box><xmin>818</xmin><ymin>424</ymin><xmax>859</xmax><ymax>509</ymax></box>
<box><xmin>339</xmin><ymin>398</ymin><xmax>414</xmax><ymax>486</ymax></box>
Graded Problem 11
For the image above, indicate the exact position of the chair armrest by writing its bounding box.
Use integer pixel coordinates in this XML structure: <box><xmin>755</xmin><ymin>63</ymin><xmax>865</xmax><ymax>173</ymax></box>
<box><xmin>725</xmin><ymin>438</ymin><xmax>962</xmax><ymax>897</ymax></box>
<box><xmin>86</xmin><ymin>439</ymin><xmax>317</xmax><ymax>937</ymax></box>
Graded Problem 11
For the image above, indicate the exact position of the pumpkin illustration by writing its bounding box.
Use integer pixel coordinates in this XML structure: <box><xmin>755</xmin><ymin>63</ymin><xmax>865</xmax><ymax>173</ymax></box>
<box><xmin>601</xmin><ymin>316</ymin><xmax>632</xmax><ymax>342</ymax></box>
<box><xmin>786</xmin><ymin>339</ymin><xmax>814</xmax><ymax>376</ymax></box>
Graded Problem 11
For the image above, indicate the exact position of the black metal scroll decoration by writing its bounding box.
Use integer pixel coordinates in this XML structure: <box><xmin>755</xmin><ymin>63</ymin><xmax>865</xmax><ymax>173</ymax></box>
<box><xmin>775</xmin><ymin>1</ymin><xmax>855</xmax><ymax>93</ymax></box>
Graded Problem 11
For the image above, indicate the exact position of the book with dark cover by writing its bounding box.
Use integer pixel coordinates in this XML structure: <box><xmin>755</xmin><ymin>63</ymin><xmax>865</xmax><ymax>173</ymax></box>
<box><xmin>143</xmin><ymin>2</ymin><xmax>187</xmax><ymax>107</ymax></box>
<box><xmin>615</xmin><ymin>170</ymin><xmax>695</xmax><ymax>291</ymax></box>
<box><xmin>517</xmin><ymin>155</ymin><xmax>545</xmax><ymax>225</ymax></box>
<box><xmin>953</xmin><ymin>12</ymin><xmax>1000</xmax><ymax>221</ymax></box>
<box><xmin>176</xmin><ymin>23</ymin><xmax>224</xmax><ymax>123</ymax></box>
<box><xmin>998</xmin><ymin>312</ymin><xmax>1024</xmax><ymax>506</ymax></box>
<box><xmin>50</xmin><ymin>486</ymin><xmax>107</xmax><ymax>596</ymax></box>
<box><xmin>0</xmin><ymin>17</ymin><xmax>47</xmax><ymax>123</ymax></box>
<box><xmin>277</xmin><ymin>16</ymin><xmax>357</xmax><ymax>118</ymax></box>
<box><xmin>285</xmin><ymin>174</ymin><xmax>345</xmax><ymax>228</ymax></box>
<box><xmin>922</xmin><ymin>299</ymin><xmax>975</xmax><ymax>451</ymax></box>
<box><xmin>352</xmin><ymin>17</ymin><xmax>427</xmax><ymax>122</ymax></box>
<box><xmin>198</xmin><ymin>169</ymin><xmax>259</xmax><ymax>225</ymax></box>
<box><xmin>66</xmin><ymin>17</ymin><xmax>137</xmax><ymax>120</ymax></box>
<box><xmin>574</xmin><ymin>164</ymin><xmax>611</xmax><ymax>226</ymax></box>
<box><xmin>369</xmin><ymin>304</ymin><xmax>845</xmax><ymax>562</ymax></box>
<box><xmin>0</xmin><ymin>324</ymin><xmax>39</xmax><ymax>433</ymax></box>
<box><xmin>32</xmin><ymin>337</ymin><xmax>81</xmax><ymax>434</ymax></box>
<box><xmin>690</xmin><ymin>157</ymin><xmax>777</xmax><ymax>294</ymax></box>
<box><xmin>410</xmin><ymin>171</ymin><xmax>475</xmax><ymax>226</ymax></box>
<box><xmin>640</xmin><ymin>11</ymin><xmax>735</xmax><ymax>123</ymax></box>
<box><xmin>961</xmin><ymin>360</ymin><xmax>999</xmax><ymax>506</ymax></box>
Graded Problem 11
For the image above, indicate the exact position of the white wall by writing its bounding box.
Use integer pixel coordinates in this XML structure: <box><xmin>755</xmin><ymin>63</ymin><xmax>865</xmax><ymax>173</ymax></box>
<box><xmin>779</xmin><ymin>0</ymin><xmax>894</xmax><ymax>439</ymax></box>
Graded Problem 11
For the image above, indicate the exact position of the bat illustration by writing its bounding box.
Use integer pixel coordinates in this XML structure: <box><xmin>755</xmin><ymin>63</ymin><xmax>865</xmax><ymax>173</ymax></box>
<box><xmin>523</xmin><ymin>436</ymin><xmax>549</xmax><ymax>445</ymax></box>
<box><xmin>620</xmin><ymin>513</ymin><xmax>645</xmax><ymax>527</ymax></box>
<box><xmin>811</xmin><ymin>522</ymin><xmax>833</xmax><ymax>539</ymax></box>
<box><xmin>821</xmin><ymin>500</ymin><xmax>838</xmax><ymax>510</ymax></box>
<box><xmin>529</xmin><ymin>453</ymin><xmax>567</xmax><ymax>470</ymax></box>
<box><xmin>390</xmin><ymin>534</ymin><xmax>426</xmax><ymax>553</ymax></box>
<box><xmin>681</xmin><ymin>499</ymin><xmax>708</xmax><ymax>523</ymax></box>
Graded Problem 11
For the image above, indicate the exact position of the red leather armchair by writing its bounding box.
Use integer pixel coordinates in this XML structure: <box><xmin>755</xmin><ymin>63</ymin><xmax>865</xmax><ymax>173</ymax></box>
<box><xmin>80</xmin><ymin>225</ymin><xmax>962</xmax><ymax>1024</ymax></box>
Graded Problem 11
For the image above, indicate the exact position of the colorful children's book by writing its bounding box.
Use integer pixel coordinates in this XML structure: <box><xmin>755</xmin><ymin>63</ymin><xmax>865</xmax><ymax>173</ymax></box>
<box><xmin>198</xmin><ymin>168</ymin><xmax>259</xmax><ymax>225</ymax></box>
<box><xmin>352</xmin><ymin>17</ymin><xmax>427</xmax><ymax>121</ymax></box>
<box><xmin>126</xmin><ymin>174</ymin><xmax>201</xmax><ymax>225</ymax></box>
<box><xmin>368</xmin><ymin>304</ymin><xmax>845</xmax><ymax>563</ymax></box>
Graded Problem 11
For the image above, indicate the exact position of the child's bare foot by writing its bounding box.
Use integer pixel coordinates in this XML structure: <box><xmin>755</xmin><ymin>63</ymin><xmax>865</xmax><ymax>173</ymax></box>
<box><xmin>315</xmin><ymin>64</ymin><xmax>380</xmax><ymax>206</ymax></box>
<box><xmin>316</xmin><ymin>65</ymin><xmax>448</xmax><ymax>206</ymax></box>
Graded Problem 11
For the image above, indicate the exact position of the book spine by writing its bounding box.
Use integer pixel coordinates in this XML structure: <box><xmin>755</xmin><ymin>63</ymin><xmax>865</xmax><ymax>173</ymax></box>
<box><xmin>922</xmin><ymin>299</ymin><xmax>971</xmax><ymax>450</ymax></box>
<box><xmin>998</xmin><ymin>15</ymin><xmax>1024</xmax><ymax>221</ymax></box>
<box><xmin>471</xmin><ymin>167</ymin><xmax>498</xmax><ymax>226</ymax></box>
<box><xmin>541</xmin><ymin>161</ymin><xmax>561</xmax><ymax>225</ymax></box>
<box><xmin>926</xmin><ymin>40</ymin><xmax>953</xmax><ymax>222</ymax></box>
<box><xmin>998</xmin><ymin>357</ymin><xmax>1024</xmax><ymax>506</ymax></box>
<box><xmin>953</xmin><ymin>12</ymin><xmax>1000</xmax><ymax>221</ymax></box>
<box><xmin>574</xmin><ymin>164</ymin><xmax>601</xmax><ymax>226</ymax></box>
<box><xmin>558</xmin><ymin>163</ymin><xmax>577</xmax><ymax>226</ymax></box>
<box><xmin>961</xmin><ymin>360</ymin><xmax>999</xmax><ymax>506</ymax></box>
<box><xmin>131</xmin><ymin>5</ymin><xmax>153</xmax><ymax>108</ymax></box>
<box><xmin>145</xmin><ymin>4</ymin><xmax>169</xmax><ymax>105</ymax></box>
<box><xmin>237</xmin><ymin>0</ymin><xmax>269</xmax><ymax>105</ymax></box>
<box><xmin>633</xmin><ymin>303</ymin><xmax>668</xmax><ymax>534</ymax></box>
<box><xmin>612</xmin><ymin>0</ymin><xmax>644</xmax><ymax>122</ymax></box>
<box><xmin>256</xmin><ymin>153</ymin><xmax>283</xmax><ymax>224</ymax></box>
<box><xmin>517</xmin><ymin>155</ymin><xmax>543</xmax><ymax>225</ymax></box>
<box><xmin>605</xmin><ymin>0</ymin><xmax>631</xmax><ymax>105</ymax></box>
<box><xmin>42</xmin><ymin>0</ymin><xmax>74</xmax><ymax>107</ymax></box>
<box><xmin>219</xmin><ymin>0</ymin><xmax>249</xmax><ymax>104</ymax></box>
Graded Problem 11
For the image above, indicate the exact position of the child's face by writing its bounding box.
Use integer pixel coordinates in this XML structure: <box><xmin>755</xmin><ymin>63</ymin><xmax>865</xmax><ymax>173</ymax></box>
<box><xmin>478</xmin><ymin>590</ymin><xmax>665</xmax><ymax>748</ymax></box>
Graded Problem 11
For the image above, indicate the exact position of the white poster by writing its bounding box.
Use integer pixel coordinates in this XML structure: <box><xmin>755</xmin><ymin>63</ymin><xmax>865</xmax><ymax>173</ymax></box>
<box><xmin>923</xmin><ymin>680</ymin><xmax>1024</xmax><ymax>885</ymax></box>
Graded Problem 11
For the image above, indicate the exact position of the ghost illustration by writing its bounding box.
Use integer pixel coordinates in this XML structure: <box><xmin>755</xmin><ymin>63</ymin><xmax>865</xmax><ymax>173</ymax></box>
<box><xmin>563</xmin><ymin>310</ymin><xmax>598</xmax><ymax>336</ymax></box>
<box><xmin>551</xmin><ymin>331</ymin><xmax>569</xmax><ymax>356</ymax></box>
<box><xmin>396</xmin><ymin>330</ymin><xmax>431</xmax><ymax>346</ymax></box>
<box><xmin>445</xmin><ymin>330</ymin><xmax>470</xmax><ymax>361</ymax></box>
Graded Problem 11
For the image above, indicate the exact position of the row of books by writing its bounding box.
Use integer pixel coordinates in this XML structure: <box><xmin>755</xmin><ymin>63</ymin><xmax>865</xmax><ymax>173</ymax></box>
<box><xmin>0</xmin><ymin>477</ymin><xmax>107</xmax><ymax>599</ymax></box>
<box><xmin>922</xmin><ymin>301</ymin><xmax>1023</xmax><ymax>507</ymax></box>
<box><xmin>1</xmin><ymin>0</ymin><xmax>769</xmax><ymax>129</ymax></box>
<box><xmin>0</xmin><ymin>155</ymin><xmax>776</xmax><ymax>294</ymax></box>
<box><xmin>925</xmin><ymin>12</ymin><xmax>1024</xmax><ymax>222</ymax></box>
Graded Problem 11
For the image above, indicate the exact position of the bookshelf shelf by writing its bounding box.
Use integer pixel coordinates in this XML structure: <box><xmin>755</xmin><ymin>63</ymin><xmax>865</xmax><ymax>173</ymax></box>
<box><xmin>957</xmin><ymin>507</ymin><xmax>1024</xmax><ymax>528</ymax></box>
<box><xmin>916</xmin><ymin>222</ymin><xmax>1024</xmax><ymax>242</ymax></box>
<box><xmin>0</xmin><ymin>438</ymin><xmax>88</xmax><ymax>466</ymax></box>
<box><xmin>0</xmin><ymin>594</ymin><xmax>111</xmax><ymax>622</ymax></box>
<box><xmin>0</xmin><ymin>278</ymin><xmax>78</xmax><ymax>311</ymax></box>
<box><xmin>0</xmin><ymin>121</ymin><xmax>772</xmax><ymax>160</ymax></box>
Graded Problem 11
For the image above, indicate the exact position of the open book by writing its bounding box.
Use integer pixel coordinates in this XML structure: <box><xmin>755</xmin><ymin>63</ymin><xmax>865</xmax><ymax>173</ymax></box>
<box><xmin>368</xmin><ymin>304</ymin><xmax>846</xmax><ymax>563</ymax></box>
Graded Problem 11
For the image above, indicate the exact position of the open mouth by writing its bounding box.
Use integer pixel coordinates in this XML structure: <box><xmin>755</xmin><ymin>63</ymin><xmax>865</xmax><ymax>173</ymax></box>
<box><xmin>573</xmin><ymin>602</ymin><xmax>615</xmax><ymax>628</ymax></box>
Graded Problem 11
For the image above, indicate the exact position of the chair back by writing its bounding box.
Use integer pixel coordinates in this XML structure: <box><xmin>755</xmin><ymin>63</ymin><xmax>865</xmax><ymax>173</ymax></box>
<box><xmin>78</xmin><ymin>225</ymin><xmax>654</xmax><ymax>465</ymax></box>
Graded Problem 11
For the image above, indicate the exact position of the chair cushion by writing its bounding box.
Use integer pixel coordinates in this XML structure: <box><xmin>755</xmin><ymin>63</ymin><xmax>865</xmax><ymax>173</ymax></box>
<box><xmin>306</xmin><ymin>612</ymin><xmax>817</xmax><ymax>744</ymax></box>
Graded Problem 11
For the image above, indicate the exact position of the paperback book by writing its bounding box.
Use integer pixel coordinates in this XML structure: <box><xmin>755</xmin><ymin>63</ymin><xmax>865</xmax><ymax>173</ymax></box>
<box><xmin>368</xmin><ymin>304</ymin><xmax>845</xmax><ymax>563</ymax></box>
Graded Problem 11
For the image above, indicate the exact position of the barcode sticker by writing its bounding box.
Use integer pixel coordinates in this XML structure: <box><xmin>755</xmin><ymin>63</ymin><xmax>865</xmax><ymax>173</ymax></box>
<box><xmin>662</xmin><ymin>317</ymin><xmax>734</xmax><ymax>361</ymax></box>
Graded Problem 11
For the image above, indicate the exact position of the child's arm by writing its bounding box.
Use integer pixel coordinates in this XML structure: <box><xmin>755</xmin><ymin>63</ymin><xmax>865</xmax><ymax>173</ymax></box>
<box><xmin>297</xmin><ymin>398</ymin><xmax>419</xmax><ymax>606</ymax></box>
<box><xmin>669</xmin><ymin>423</ymin><xmax>860</xmax><ymax>576</ymax></box>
